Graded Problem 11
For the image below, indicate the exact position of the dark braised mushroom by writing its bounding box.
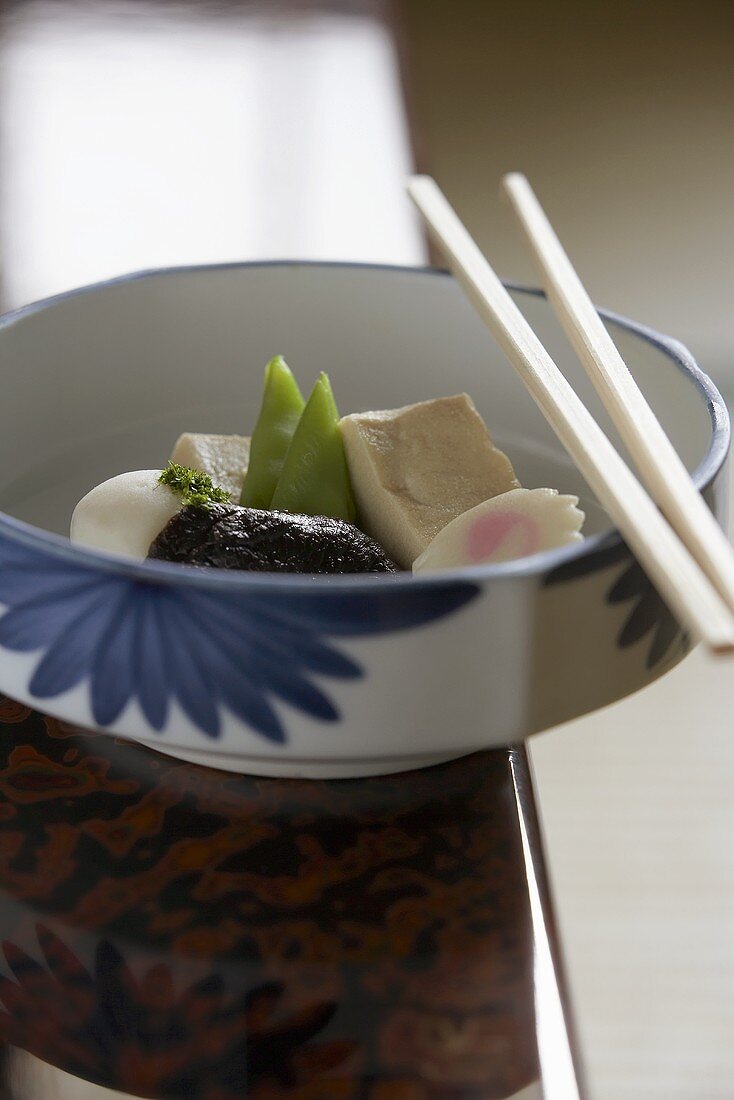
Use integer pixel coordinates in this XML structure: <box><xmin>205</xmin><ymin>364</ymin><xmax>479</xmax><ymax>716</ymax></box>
<box><xmin>148</xmin><ymin>504</ymin><xmax>398</xmax><ymax>575</ymax></box>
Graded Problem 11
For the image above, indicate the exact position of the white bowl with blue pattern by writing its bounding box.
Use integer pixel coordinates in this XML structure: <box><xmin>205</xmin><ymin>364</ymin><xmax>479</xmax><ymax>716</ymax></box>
<box><xmin>0</xmin><ymin>263</ymin><xmax>728</xmax><ymax>776</ymax></box>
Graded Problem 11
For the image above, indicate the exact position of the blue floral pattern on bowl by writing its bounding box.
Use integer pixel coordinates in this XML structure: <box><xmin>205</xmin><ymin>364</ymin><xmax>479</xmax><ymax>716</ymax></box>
<box><xmin>544</xmin><ymin>535</ymin><xmax>690</xmax><ymax>670</ymax></box>
<box><xmin>0</xmin><ymin>538</ymin><xmax>479</xmax><ymax>743</ymax></box>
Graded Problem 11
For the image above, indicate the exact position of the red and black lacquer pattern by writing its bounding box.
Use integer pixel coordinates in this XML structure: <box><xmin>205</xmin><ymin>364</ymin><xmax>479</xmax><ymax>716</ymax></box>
<box><xmin>0</xmin><ymin>698</ymin><xmax>539</xmax><ymax>1098</ymax></box>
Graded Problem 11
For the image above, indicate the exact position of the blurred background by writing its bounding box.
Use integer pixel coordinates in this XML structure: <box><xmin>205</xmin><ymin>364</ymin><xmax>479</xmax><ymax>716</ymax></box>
<box><xmin>3</xmin><ymin>0</ymin><xmax>734</xmax><ymax>391</ymax></box>
<box><xmin>1</xmin><ymin>2</ymin><xmax>733</xmax><ymax>1098</ymax></box>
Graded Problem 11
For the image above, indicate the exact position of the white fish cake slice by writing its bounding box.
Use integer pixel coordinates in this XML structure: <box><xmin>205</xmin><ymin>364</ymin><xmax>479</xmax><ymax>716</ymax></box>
<box><xmin>413</xmin><ymin>487</ymin><xmax>585</xmax><ymax>572</ymax></box>
<box><xmin>170</xmin><ymin>433</ymin><xmax>250</xmax><ymax>501</ymax></box>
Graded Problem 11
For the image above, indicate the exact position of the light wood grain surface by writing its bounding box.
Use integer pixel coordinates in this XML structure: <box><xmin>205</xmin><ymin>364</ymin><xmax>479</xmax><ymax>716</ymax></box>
<box><xmin>531</xmin><ymin>561</ymin><xmax>734</xmax><ymax>1099</ymax></box>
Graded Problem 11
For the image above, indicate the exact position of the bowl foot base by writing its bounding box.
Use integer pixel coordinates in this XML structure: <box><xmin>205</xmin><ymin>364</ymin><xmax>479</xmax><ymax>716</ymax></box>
<box><xmin>136</xmin><ymin>740</ymin><xmax>466</xmax><ymax>778</ymax></box>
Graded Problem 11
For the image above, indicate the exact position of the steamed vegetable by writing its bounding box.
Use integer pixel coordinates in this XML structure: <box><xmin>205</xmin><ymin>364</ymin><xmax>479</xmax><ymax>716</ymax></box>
<box><xmin>149</xmin><ymin>503</ymin><xmax>395</xmax><ymax>574</ymax></box>
<box><xmin>240</xmin><ymin>356</ymin><xmax>304</xmax><ymax>508</ymax></box>
<box><xmin>271</xmin><ymin>373</ymin><xmax>356</xmax><ymax>524</ymax></box>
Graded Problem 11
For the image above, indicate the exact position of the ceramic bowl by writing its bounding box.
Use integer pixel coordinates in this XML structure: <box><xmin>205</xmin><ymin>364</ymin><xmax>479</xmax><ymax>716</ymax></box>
<box><xmin>0</xmin><ymin>262</ymin><xmax>728</xmax><ymax>777</ymax></box>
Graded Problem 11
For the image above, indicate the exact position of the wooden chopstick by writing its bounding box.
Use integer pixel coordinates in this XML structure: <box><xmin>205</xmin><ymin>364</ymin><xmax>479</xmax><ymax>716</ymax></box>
<box><xmin>502</xmin><ymin>171</ymin><xmax>734</xmax><ymax>617</ymax></box>
<box><xmin>406</xmin><ymin>174</ymin><xmax>734</xmax><ymax>655</ymax></box>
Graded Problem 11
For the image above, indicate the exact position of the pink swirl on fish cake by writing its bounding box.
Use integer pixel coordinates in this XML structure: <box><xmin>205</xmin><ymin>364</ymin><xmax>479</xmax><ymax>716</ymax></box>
<box><xmin>466</xmin><ymin>511</ymin><xmax>540</xmax><ymax>563</ymax></box>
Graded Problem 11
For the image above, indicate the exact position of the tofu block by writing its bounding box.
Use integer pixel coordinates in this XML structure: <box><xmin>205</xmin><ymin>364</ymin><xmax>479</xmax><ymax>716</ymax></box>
<box><xmin>170</xmin><ymin>433</ymin><xmax>250</xmax><ymax>501</ymax></box>
<box><xmin>340</xmin><ymin>394</ymin><xmax>519</xmax><ymax>567</ymax></box>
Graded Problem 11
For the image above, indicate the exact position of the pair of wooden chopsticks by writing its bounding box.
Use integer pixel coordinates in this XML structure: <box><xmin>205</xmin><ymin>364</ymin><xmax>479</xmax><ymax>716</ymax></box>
<box><xmin>407</xmin><ymin>174</ymin><xmax>734</xmax><ymax>656</ymax></box>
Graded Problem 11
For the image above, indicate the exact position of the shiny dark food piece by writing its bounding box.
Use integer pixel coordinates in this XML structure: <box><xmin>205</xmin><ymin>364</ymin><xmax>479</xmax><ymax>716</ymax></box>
<box><xmin>148</xmin><ymin>503</ymin><xmax>398</xmax><ymax>573</ymax></box>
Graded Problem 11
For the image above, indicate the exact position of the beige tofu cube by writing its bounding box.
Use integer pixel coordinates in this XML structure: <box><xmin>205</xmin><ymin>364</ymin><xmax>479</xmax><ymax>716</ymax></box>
<box><xmin>340</xmin><ymin>394</ymin><xmax>519</xmax><ymax>568</ymax></box>
<box><xmin>170</xmin><ymin>433</ymin><xmax>250</xmax><ymax>501</ymax></box>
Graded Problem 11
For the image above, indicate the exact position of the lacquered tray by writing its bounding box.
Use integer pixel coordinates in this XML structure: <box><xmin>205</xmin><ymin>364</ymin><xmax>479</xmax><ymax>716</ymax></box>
<box><xmin>0</xmin><ymin>696</ymin><xmax>584</xmax><ymax>1098</ymax></box>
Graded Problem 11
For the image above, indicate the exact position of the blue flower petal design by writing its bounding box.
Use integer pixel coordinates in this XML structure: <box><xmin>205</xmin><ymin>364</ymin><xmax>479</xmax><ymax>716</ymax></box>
<box><xmin>544</xmin><ymin>534</ymin><xmax>687</xmax><ymax>669</ymax></box>
<box><xmin>0</xmin><ymin>538</ymin><xmax>479</xmax><ymax>742</ymax></box>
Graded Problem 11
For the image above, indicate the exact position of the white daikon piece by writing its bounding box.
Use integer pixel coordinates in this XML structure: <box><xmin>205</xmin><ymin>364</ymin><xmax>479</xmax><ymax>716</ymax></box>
<box><xmin>413</xmin><ymin>487</ymin><xmax>585</xmax><ymax>572</ymax></box>
<box><xmin>70</xmin><ymin>471</ymin><xmax>180</xmax><ymax>558</ymax></box>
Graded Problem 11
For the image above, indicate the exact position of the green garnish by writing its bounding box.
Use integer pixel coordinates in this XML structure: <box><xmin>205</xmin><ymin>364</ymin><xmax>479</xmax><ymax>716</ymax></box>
<box><xmin>159</xmin><ymin>463</ymin><xmax>231</xmax><ymax>507</ymax></box>
<box><xmin>270</xmin><ymin>372</ymin><xmax>356</xmax><ymax>523</ymax></box>
<box><xmin>240</xmin><ymin>356</ymin><xmax>305</xmax><ymax>508</ymax></box>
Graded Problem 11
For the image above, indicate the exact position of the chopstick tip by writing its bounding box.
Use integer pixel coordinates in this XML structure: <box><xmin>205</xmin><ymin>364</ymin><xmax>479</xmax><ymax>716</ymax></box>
<box><xmin>406</xmin><ymin>174</ymin><xmax>438</xmax><ymax>202</ymax></box>
<box><xmin>501</xmin><ymin>172</ymin><xmax>530</xmax><ymax>199</ymax></box>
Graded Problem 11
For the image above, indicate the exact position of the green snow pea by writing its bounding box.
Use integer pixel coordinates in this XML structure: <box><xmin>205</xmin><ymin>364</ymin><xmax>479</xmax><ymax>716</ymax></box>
<box><xmin>240</xmin><ymin>356</ymin><xmax>305</xmax><ymax>508</ymax></box>
<box><xmin>270</xmin><ymin>372</ymin><xmax>356</xmax><ymax>523</ymax></box>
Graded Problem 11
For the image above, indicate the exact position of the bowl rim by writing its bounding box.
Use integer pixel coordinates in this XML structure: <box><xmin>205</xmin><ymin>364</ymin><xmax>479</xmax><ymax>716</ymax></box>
<box><xmin>0</xmin><ymin>259</ymin><xmax>729</xmax><ymax>592</ymax></box>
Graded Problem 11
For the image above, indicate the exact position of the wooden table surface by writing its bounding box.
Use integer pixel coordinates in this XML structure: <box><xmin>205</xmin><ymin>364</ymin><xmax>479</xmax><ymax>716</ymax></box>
<box><xmin>0</xmin><ymin>704</ymin><xmax>573</xmax><ymax>1099</ymax></box>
